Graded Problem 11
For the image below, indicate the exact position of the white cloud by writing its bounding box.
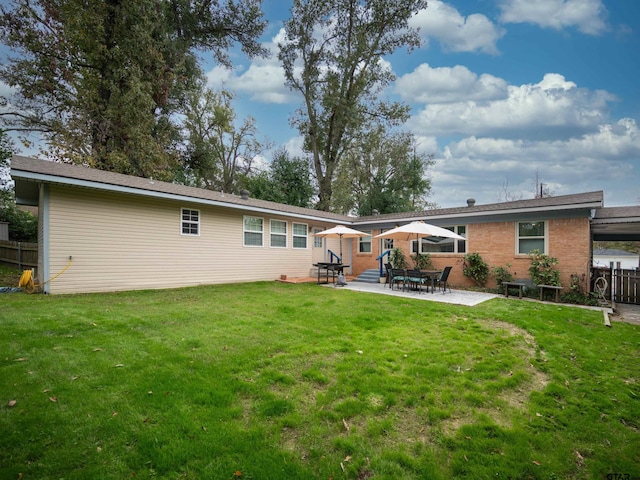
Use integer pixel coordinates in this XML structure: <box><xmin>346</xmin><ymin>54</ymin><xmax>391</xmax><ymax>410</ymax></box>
<box><xmin>395</xmin><ymin>64</ymin><xmax>508</xmax><ymax>103</ymax></box>
<box><xmin>409</xmin><ymin>73</ymin><xmax>616</xmax><ymax>137</ymax></box>
<box><xmin>411</xmin><ymin>1</ymin><xmax>505</xmax><ymax>54</ymax></box>
<box><xmin>499</xmin><ymin>0</ymin><xmax>609</xmax><ymax>35</ymax></box>
<box><xmin>205</xmin><ymin>28</ymin><xmax>296</xmax><ymax>104</ymax></box>
<box><xmin>429</xmin><ymin>118</ymin><xmax>640</xmax><ymax>207</ymax></box>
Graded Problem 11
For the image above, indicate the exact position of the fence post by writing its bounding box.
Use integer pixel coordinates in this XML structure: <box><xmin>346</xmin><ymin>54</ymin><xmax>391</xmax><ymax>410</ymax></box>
<box><xmin>18</xmin><ymin>242</ymin><xmax>22</xmax><ymax>271</ymax></box>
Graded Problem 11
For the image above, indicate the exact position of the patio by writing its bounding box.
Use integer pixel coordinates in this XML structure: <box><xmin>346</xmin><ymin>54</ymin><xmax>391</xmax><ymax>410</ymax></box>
<box><xmin>323</xmin><ymin>281</ymin><xmax>499</xmax><ymax>307</ymax></box>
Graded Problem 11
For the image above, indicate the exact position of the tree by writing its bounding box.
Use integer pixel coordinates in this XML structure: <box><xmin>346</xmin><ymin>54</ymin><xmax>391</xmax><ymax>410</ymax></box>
<box><xmin>0</xmin><ymin>0</ymin><xmax>267</xmax><ymax>179</ymax></box>
<box><xmin>0</xmin><ymin>130</ymin><xmax>37</xmax><ymax>242</ymax></box>
<box><xmin>332</xmin><ymin>127</ymin><xmax>434</xmax><ymax>215</ymax></box>
<box><xmin>243</xmin><ymin>148</ymin><xmax>315</xmax><ymax>207</ymax></box>
<box><xmin>180</xmin><ymin>83</ymin><xmax>266</xmax><ymax>193</ymax></box>
<box><xmin>278</xmin><ymin>0</ymin><xmax>427</xmax><ymax>211</ymax></box>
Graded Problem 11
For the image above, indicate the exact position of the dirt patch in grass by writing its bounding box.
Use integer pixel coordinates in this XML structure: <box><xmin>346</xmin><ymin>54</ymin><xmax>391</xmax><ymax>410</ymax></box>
<box><xmin>439</xmin><ymin>318</ymin><xmax>550</xmax><ymax>435</ymax></box>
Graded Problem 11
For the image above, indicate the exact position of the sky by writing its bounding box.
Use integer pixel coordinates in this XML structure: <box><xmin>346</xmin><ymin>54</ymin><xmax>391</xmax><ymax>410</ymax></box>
<box><xmin>4</xmin><ymin>0</ymin><xmax>639</xmax><ymax>210</ymax></box>
<box><xmin>204</xmin><ymin>0</ymin><xmax>640</xmax><ymax>209</ymax></box>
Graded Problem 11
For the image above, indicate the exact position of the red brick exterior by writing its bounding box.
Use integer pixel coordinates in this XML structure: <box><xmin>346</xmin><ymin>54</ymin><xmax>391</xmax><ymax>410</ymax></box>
<box><xmin>350</xmin><ymin>217</ymin><xmax>591</xmax><ymax>290</ymax></box>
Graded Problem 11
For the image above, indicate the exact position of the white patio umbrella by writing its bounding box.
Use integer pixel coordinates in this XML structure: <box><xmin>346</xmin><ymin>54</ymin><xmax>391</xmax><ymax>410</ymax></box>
<box><xmin>314</xmin><ymin>225</ymin><xmax>368</xmax><ymax>261</ymax></box>
<box><xmin>374</xmin><ymin>220</ymin><xmax>464</xmax><ymax>245</ymax></box>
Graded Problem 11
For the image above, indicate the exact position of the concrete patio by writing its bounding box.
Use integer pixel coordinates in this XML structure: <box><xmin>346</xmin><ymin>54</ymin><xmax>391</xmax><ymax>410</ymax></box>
<box><xmin>323</xmin><ymin>281</ymin><xmax>499</xmax><ymax>307</ymax></box>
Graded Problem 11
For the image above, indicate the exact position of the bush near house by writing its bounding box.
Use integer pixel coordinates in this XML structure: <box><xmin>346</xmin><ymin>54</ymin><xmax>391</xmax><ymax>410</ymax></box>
<box><xmin>462</xmin><ymin>252</ymin><xmax>490</xmax><ymax>287</ymax></box>
<box><xmin>528</xmin><ymin>249</ymin><xmax>560</xmax><ymax>286</ymax></box>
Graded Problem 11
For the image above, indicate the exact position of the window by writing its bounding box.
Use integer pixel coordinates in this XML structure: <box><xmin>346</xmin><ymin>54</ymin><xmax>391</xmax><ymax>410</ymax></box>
<box><xmin>313</xmin><ymin>228</ymin><xmax>323</xmax><ymax>248</ymax></box>
<box><xmin>181</xmin><ymin>208</ymin><xmax>199</xmax><ymax>235</ymax></box>
<box><xmin>270</xmin><ymin>220</ymin><xmax>287</xmax><ymax>248</ymax></box>
<box><xmin>413</xmin><ymin>226</ymin><xmax>466</xmax><ymax>254</ymax></box>
<box><xmin>517</xmin><ymin>221</ymin><xmax>546</xmax><ymax>254</ymax></box>
<box><xmin>359</xmin><ymin>231</ymin><xmax>372</xmax><ymax>253</ymax></box>
<box><xmin>292</xmin><ymin>223</ymin><xmax>308</xmax><ymax>249</ymax></box>
<box><xmin>244</xmin><ymin>216</ymin><xmax>263</xmax><ymax>247</ymax></box>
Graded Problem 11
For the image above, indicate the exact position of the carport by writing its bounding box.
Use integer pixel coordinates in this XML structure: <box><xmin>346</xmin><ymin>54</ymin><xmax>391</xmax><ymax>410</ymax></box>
<box><xmin>591</xmin><ymin>206</ymin><xmax>640</xmax><ymax>305</ymax></box>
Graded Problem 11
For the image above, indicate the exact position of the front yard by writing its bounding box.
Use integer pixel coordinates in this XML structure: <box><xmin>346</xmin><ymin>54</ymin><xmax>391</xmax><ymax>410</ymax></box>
<box><xmin>1</xmin><ymin>282</ymin><xmax>639</xmax><ymax>479</ymax></box>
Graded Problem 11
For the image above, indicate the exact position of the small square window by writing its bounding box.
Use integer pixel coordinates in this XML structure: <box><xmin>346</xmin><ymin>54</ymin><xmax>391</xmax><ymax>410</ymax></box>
<box><xmin>181</xmin><ymin>208</ymin><xmax>199</xmax><ymax>235</ymax></box>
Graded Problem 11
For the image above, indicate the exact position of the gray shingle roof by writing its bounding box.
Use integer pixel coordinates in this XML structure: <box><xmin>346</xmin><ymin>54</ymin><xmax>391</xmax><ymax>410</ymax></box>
<box><xmin>10</xmin><ymin>155</ymin><xmax>605</xmax><ymax>224</ymax></box>
<box><xmin>10</xmin><ymin>155</ymin><xmax>351</xmax><ymax>223</ymax></box>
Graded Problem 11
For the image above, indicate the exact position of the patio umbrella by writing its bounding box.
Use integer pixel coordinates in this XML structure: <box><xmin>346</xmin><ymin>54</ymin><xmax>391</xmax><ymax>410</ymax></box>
<box><xmin>374</xmin><ymin>220</ymin><xmax>464</xmax><ymax>246</ymax></box>
<box><xmin>314</xmin><ymin>225</ymin><xmax>368</xmax><ymax>261</ymax></box>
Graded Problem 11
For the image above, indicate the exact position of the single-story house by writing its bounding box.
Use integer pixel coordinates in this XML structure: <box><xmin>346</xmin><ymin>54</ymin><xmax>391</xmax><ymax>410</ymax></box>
<box><xmin>593</xmin><ymin>248</ymin><xmax>640</xmax><ymax>270</ymax></box>
<box><xmin>10</xmin><ymin>155</ymin><xmax>640</xmax><ymax>294</ymax></box>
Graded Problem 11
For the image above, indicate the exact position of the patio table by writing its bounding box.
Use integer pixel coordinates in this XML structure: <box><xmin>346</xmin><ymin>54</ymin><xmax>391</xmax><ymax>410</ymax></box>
<box><xmin>419</xmin><ymin>270</ymin><xmax>442</xmax><ymax>293</ymax></box>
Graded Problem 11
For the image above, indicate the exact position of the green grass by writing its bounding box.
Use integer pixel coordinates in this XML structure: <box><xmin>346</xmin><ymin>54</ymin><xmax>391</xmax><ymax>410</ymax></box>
<box><xmin>1</xmin><ymin>282</ymin><xmax>639</xmax><ymax>479</ymax></box>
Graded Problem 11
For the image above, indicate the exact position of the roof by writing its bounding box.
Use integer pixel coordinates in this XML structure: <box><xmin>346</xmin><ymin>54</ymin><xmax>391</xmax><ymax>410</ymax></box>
<box><xmin>591</xmin><ymin>206</ymin><xmax>640</xmax><ymax>241</ymax></box>
<box><xmin>11</xmin><ymin>155</ymin><xmax>605</xmax><ymax>226</ymax></box>
<box><xmin>594</xmin><ymin>249</ymin><xmax>639</xmax><ymax>257</ymax></box>
<box><xmin>10</xmin><ymin>155</ymin><xmax>350</xmax><ymax>224</ymax></box>
<box><xmin>354</xmin><ymin>191</ymin><xmax>603</xmax><ymax>227</ymax></box>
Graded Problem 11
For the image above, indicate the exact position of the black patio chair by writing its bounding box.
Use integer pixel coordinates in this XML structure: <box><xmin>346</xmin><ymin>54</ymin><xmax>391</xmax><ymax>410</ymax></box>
<box><xmin>384</xmin><ymin>262</ymin><xmax>393</xmax><ymax>288</ymax></box>
<box><xmin>406</xmin><ymin>269</ymin><xmax>424</xmax><ymax>292</ymax></box>
<box><xmin>390</xmin><ymin>268</ymin><xmax>407</xmax><ymax>291</ymax></box>
<box><xmin>434</xmin><ymin>266</ymin><xmax>452</xmax><ymax>294</ymax></box>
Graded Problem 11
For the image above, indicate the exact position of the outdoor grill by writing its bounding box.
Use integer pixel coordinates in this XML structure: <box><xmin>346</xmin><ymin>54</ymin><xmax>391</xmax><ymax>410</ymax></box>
<box><xmin>313</xmin><ymin>262</ymin><xmax>348</xmax><ymax>285</ymax></box>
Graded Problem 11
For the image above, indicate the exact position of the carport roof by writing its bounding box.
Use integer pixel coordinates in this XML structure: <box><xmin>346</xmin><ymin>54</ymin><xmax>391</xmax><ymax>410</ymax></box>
<box><xmin>592</xmin><ymin>206</ymin><xmax>640</xmax><ymax>241</ymax></box>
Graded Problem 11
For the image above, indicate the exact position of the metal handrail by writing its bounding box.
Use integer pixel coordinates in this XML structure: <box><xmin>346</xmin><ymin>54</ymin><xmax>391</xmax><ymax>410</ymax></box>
<box><xmin>376</xmin><ymin>250</ymin><xmax>392</xmax><ymax>277</ymax></box>
<box><xmin>328</xmin><ymin>249</ymin><xmax>341</xmax><ymax>264</ymax></box>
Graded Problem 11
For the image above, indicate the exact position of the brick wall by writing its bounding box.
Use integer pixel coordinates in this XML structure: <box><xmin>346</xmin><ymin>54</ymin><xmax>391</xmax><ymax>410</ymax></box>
<box><xmin>351</xmin><ymin>216</ymin><xmax>591</xmax><ymax>289</ymax></box>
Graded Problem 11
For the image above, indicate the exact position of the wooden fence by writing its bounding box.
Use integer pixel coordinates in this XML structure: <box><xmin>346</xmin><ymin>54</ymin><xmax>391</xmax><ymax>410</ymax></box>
<box><xmin>0</xmin><ymin>240</ymin><xmax>38</xmax><ymax>269</ymax></box>
<box><xmin>592</xmin><ymin>267</ymin><xmax>640</xmax><ymax>305</ymax></box>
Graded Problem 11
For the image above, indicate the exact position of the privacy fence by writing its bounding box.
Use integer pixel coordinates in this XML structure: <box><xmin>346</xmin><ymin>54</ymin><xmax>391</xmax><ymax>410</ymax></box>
<box><xmin>592</xmin><ymin>267</ymin><xmax>640</xmax><ymax>305</ymax></box>
<box><xmin>0</xmin><ymin>240</ymin><xmax>38</xmax><ymax>270</ymax></box>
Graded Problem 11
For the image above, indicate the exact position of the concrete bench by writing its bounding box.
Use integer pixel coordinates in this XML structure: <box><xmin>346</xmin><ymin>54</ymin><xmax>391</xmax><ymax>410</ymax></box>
<box><xmin>538</xmin><ymin>284</ymin><xmax>563</xmax><ymax>302</ymax></box>
<box><xmin>503</xmin><ymin>281</ymin><xmax>527</xmax><ymax>299</ymax></box>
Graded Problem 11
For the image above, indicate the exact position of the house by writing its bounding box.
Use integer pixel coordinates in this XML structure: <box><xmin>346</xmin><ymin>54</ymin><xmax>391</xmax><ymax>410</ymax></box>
<box><xmin>10</xmin><ymin>155</ymin><xmax>640</xmax><ymax>294</ymax></box>
<box><xmin>593</xmin><ymin>249</ymin><xmax>639</xmax><ymax>270</ymax></box>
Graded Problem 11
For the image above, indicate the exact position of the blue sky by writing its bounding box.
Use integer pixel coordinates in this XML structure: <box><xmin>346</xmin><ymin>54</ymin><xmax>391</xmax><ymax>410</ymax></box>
<box><xmin>3</xmin><ymin>0</ymin><xmax>639</xmax><ymax>209</ymax></box>
<box><xmin>205</xmin><ymin>0</ymin><xmax>640</xmax><ymax>209</ymax></box>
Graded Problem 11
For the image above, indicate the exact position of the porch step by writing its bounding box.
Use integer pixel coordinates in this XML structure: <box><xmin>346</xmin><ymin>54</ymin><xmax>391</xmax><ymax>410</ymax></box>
<box><xmin>353</xmin><ymin>268</ymin><xmax>384</xmax><ymax>284</ymax></box>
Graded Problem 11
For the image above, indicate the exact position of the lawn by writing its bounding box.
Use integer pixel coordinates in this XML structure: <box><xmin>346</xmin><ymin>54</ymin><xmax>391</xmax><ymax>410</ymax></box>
<box><xmin>1</xmin><ymin>282</ymin><xmax>639</xmax><ymax>479</ymax></box>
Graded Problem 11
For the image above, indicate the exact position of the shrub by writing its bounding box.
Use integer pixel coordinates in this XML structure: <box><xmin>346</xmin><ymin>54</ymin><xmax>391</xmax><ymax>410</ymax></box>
<box><xmin>560</xmin><ymin>274</ymin><xmax>598</xmax><ymax>306</ymax></box>
<box><xmin>463</xmin><ymin>252</ymin><xmax>490</xmax><ymax>287</ymax></box>
<box><xmin>411</xmin><ymin>253</ymin><xmax>432</xmax><ymax>270</ymax></box>
<box><xmin>390</xmin><ymin>247</ymin><xmax>408</xmax><ymax>269</ymax></box>
<box><xmin>492</xmin><ymin>263</ymin><xmax>513</xmax><ymax>288</ymax></box>
<box><xmin>528</xmin><ymin>249</ymin><xmax>560</xmax><ymax>286</ymax></box>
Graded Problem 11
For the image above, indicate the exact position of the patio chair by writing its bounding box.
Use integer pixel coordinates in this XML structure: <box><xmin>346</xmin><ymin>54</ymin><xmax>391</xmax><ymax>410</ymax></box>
<box><xmin>390</xmin><ymin>268</ymin><xmax>407</xmax><ymax>291</ymax></box>
<box><xmin>406</xmin><ymin>269</ymin><xmax>424</xmax><ymax>292</ymax></box>
<box><xmin>434</xmin><ymin>266</ymin><xmax>452</xmax><ymax>294</ymax></box>
<box><xmin>384</xmin><ymin>262</ymin><xmax>393</xmax><ymax>288</ymax></box>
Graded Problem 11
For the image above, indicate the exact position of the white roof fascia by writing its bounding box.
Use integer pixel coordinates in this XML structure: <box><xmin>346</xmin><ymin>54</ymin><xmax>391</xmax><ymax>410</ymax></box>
<box><xmin>11</xmin><ymin>169</ymin><xmax>345</xmax><ymax>224</ymax></box>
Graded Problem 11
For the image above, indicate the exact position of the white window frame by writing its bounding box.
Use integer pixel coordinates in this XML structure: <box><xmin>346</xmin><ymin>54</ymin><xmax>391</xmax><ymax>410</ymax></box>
<box><xmin>270</xmin><ymin>219</ymin><xmax>288</xmax><ymax>248</ymax></box>
<box><xmin>313</xmin><ymin>228</ymin><xmax>323</xmax><ymax>248</ymax></box>
<box><xmin>181</xmin><ymin>208</ymin><xmax>200</xmax><ymax>236</ymax></box>
<box><xmin>359</xmin><ymin>231</ymin><xmax>372</xmax><ymax>253</ymax></box>
<box><xmin>412</xmin><ymin>225</ymin><xmax>466</xmax><ymax>254</ymax></box>
<box><xmin>516</xmin><ymin>221</ymin><xmax>547</xmax><ymax>255</ymax></box>
<box><xmin>243</xmin><ymin>216</ymin><xmax>264</xmax><ymax>247</ymax></box>
<box><xmin>292</xmin><ymin>222</ymin><xmax>308</xmax><ymax>249</ymax></box>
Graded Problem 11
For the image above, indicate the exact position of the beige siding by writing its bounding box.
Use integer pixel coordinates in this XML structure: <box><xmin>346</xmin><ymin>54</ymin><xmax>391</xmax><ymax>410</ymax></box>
<box><xmin>47</xmin><ymin>186</ymin><xmax>320</xmax><ymax>293</ymax></box>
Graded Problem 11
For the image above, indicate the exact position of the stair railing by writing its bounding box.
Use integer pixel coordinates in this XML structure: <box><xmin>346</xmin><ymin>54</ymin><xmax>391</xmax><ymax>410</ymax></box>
<box><xmin>376</xmin><ymin>250</ymin><xmax>392</xmax><ymax>277</ymax></box>
<box><xmin>328</xmin><ymin>250</ymin><xmax>341</xmax><ymax>264</ymax></box>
